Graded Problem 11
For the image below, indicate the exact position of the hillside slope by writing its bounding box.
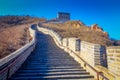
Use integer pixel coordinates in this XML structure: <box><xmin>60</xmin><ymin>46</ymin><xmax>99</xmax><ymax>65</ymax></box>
<box><xmin>0</xmin><ymin>15</ymin><xmax>46</xmax><ymax>59</ymax></box>
<box><xmin>41</xmin><ymin>20</ymin><xmax>115</xmax><ymax>46</ymax></box>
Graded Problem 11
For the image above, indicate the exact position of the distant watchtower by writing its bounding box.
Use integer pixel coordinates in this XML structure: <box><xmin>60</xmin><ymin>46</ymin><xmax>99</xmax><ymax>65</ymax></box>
<box><xmin>57</xmin><ymin>12</ymin><xmax>70</xmax><ymax>21</ymax></box>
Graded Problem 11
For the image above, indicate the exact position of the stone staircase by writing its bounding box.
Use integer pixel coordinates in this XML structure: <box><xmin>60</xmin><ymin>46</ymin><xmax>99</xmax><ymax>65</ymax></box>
<box><xmin>9</xmin><ymin>30</ymin><xmax>94</xmax><ymax>80</ymax></box>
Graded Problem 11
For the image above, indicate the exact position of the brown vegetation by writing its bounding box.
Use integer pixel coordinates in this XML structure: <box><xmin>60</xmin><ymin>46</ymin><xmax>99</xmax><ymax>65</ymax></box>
<box><xmin>0</xmin><ymin>15</ymin><xmax>46</xmax><ymax>29</ymax></box>
<box><xmin>41</xmin><ymin>20</ymin><xmax>115</xmax><ymax>46</ymax></box>
<box><xmin>0</xmin><ymin>26</ymin><xmax>28</xmax><ymax>58</ymax></box>
<box><xmin>0</xmin><ymin>15</ymin><xmax>46</xmax><ymax>59</ymax></box>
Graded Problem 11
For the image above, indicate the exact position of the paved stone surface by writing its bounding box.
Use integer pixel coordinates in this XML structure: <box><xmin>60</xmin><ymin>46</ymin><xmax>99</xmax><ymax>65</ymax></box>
<box><xmin>9</xmin><ymin>27</ymin><xmax>94</xmax><ymax>80</ymax></box>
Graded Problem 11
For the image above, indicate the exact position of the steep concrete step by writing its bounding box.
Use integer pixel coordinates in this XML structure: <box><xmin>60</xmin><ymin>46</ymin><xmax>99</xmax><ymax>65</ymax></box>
<box><xmin>24</xmin><ymin>60</ymin><xmax>80</xmax><ymax>63</ymax></box>
<box><xmin>15</xmin><ymin>71</ymin><xmax>89</xmax><ymax>75</ymax></box>
<box><xmin>18</xmin><ymin>66</ymin><xmax>83</xmax><ymax>69</ymax></box>
<box><xmin>22</xmin><ymin>63</ymin><xmax>80</xmax><ymax>66</ymax></box>
<box><xmin>16</xmin><ymin>69</ymin><xmax>87</xmax><ymax>73</ymax></box>
<box><xmin>13</xmin><ymin>72</ymin><xmax>90</xmax><ymax>77</ymax></box>
<box><xmin>10</xmin><ymin>76</ymin><xmax>94</xmax><ymax>80</ymax></box>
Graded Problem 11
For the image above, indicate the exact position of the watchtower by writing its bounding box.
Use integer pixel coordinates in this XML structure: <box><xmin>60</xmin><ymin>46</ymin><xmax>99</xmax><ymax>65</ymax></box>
<box><xmin>57</xmin><ymin>12</ymin><xmax>70</xmax><ymax>21</ymax></box>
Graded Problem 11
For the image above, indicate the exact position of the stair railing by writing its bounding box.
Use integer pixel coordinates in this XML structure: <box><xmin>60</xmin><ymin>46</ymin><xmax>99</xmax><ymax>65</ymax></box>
<box><xmin>0</xmin><ymin>26</ymin><xmax>36</xmax><ymax>80</ymax></box>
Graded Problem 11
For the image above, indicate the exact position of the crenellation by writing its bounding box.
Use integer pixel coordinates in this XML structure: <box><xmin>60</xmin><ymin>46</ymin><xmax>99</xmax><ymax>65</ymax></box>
<box><xmin>68</xmin><ymin>37</ymin><xmax>80</xmax><ymax>52</ymax></box>
<box><xmin>107</xmin><ymin>46</ymin><xmax>120</xmax><ymax>76</ymax></box>
<box><xmin>80</xmin><ymin>41</ymin><xmax>107</xmax><ymax>67</ymax></box>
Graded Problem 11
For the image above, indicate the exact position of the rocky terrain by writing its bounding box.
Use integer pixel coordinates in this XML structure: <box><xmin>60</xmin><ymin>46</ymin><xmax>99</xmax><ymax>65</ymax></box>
<box><xmin>40</xmin><ymin>20</ymin><xmax>119</xmax><ymax>46</ymax></box>
<box><xmin>0</xmin><ymin>16</ymin><xmax>46</xmax><ymax>59</ymax></box>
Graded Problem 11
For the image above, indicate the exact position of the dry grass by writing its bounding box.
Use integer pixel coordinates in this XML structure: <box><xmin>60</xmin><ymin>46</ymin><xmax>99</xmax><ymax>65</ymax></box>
<box><xmin>0</xmin><ymin>16</ymin><xmax>46</xmax><ymax>59</ymax></box>
<box><xmin>41</xmin><ymin>21</ymin><xmax>114</xmax><ymax>46</ymax></box>
<box><xmin>0</xmin><ymin>26</ymin><xmax>28</xmax><ymax>58</ymax></box>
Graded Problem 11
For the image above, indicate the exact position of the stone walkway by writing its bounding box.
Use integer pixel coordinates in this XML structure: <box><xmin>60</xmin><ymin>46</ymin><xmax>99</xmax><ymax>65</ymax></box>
<box><xmin>10</xmin><ymin>28</ymin><xmax>94</xmax><ymax>80</ymax></box>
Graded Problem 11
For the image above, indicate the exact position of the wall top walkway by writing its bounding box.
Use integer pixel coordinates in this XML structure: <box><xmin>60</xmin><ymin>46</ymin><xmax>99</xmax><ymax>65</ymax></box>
<box><xmin>10</xmin><ymin>26</ymin><xmax>94</xmax><ymax>80</ymax></box>
<box><xmin>37</xmin><ymin>25</ymin><xmax>109</xmax><ymax>80</ymax></box>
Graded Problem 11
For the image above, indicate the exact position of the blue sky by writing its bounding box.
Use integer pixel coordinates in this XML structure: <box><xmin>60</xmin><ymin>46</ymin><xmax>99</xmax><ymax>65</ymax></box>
<box><xmin>0</xmin><ymin>0</ymin><xmax>120</xmax><ymax>39</ymax></box>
